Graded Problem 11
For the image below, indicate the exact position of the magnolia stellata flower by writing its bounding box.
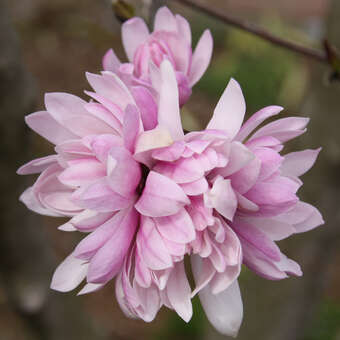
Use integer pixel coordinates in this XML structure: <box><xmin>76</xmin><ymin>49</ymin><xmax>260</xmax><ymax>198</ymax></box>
<box><xmin>18</xmin><ymin>58</ymin><xmax>323</xmax><ymax>337</ymax></box>
<box><xmin>102</xmin><ymin>6</ymin><xmax>213</xmax><ymax>106</ymax></box>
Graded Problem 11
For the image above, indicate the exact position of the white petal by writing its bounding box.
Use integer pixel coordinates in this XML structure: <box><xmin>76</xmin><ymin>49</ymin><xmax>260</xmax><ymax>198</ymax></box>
<box><xmin>199</xmin><ymin>280</ymin><xmax>243</xmax><ymax>337</ymax></box>
<box><xmin>50</xmin><ymin>253</ymin><xmax>88</xmax><ymax>292</ymax></box>
<box><xmin>207</xmin><ymin>78</ymin><xmax>246</xmax><ymax>139</ymax></box>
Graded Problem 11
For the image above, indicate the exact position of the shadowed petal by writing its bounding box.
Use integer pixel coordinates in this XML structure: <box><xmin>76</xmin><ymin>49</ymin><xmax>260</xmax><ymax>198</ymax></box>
<box><xmin>135</xmin><ymin>171</ymin><xmax>189</xmax><ymax>217</ymax></box>
<box><xmin>166</xmin><ymin>262</ymin><xmax>193</xmax><ymax>322</ymax></box>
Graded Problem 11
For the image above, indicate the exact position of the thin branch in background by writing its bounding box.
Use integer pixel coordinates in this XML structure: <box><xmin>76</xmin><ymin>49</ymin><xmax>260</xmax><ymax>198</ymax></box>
<box><xmin>175</xmin><ymin>0</ymin><xmax>329</xmax><ymax>64</ymax></box>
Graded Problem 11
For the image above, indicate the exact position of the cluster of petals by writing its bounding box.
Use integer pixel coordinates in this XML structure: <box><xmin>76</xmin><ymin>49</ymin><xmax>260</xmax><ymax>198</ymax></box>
<box><xmin>18</xmin><ymin>7</ymin><xmax>323</xmax><ymax>338</ymax></box>
<box><xmin>102</xmin><ymin>6</ymin><xmax>213</xmax><ymax>106</ymax></box>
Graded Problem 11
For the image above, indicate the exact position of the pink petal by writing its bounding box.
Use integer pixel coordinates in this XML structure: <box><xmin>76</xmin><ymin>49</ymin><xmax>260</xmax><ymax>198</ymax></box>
<box><xmin>136</xmin><ymin>216</ymin><xmax>173</xmax><ymax>270</ymax></box>
<box><xmin>19</xmin><ymin>186</ymin><xmax>62</xmax><ymax>217</ymax></box>
<box><xmin>230</xmin><ymin>158</ymin><xmax>261</xmax><ymax>194</ymax></box>
<box><xmin>240</xmin><ymin>216</ymin><xmax>295</xmax><ymax>241</ymax></box>
<box><xmin>180</xmin><ymin>177</ymin><xmax>209</xmax><ymax>196</ymax></box>
<box><xmin>189</xmin><ymin>29</ymin><xmax>213</xmax><ymax>86</ymax></box>
<box><xmin>151</xmin><ymin>141</ymin><xmax>186</xmax><ymax>162</ymax></box>
<box><xmin>175</xmin><ymin>14</ymin><xmax>192</xmax><ymax>46</ymax></box>
<box><xmin>249</xmin><ymin>117</ymin><xmax>309</xmax><ymax>143</ymax></box>
<box><xmin>85</xmin><ymin>91</ymin><xmax>124</xmax><ymax>123</ymax></box>
<box><xmin>58</xmin><ymin>158</ymin><xmax>105</xmax><ymax>187</ymax></box>
<box><xmin>166</xmin><ymin>261</ymin><xmax>193</xmax><ymax>322</ymax></box>
<box><xmin>135</xmin><ymin>249</ymin><xmax>152</xmax><ymax>288</ymax></box>
<box><xmin>215</xmin><ymin>141</ymin><xmax>254</xmax><ymax>178</ymax></box>
<box><xmin>107</xmin><ymin>146</ymin><xmax>141</xmax><ymax>198</ymax></box>
<box><xmin>56</xmin><ymin>139</ymin><xmax>92</xmax><ymax>159</ymax></box>
<box><xmin>135</xmin><ymin>171</ymin><xmax>189</xmax><ymax>217</ymax></box>
<box><xmin>122</xmin><ymin>17</ymin><xmax>149</xmax><ymax>61</ymax></box>
<box><xmin>73</xmin><ymin>212</ymin><xmax>126</xmax><ymax>260</ymax></box>
<box><xmin>255</xmin><ymin>147</ymin><xmax>283</xmax><ymax>181</ymax></box>
<box><xmin>155</xmin><ymin>209</ymin><xmax>195</xmax><ymax>243</ymax></box>
<box><xmin>42</xmin><ymin>191</ymin><xmax>81</xmax><ymax>215</ymax></box>
<box><xmin>163</xmin><ymin>238</ymin><xmax>186</xmax><ymax>257</ymax></box>
<box><xmin>45</xmin><ymin>93</ymin><xmax>114</xmax><ymax>136</ymax></box>
<box><xmin>154</xmin><ymin>7</ymin><xmax>177</xmax><ymax>32</ymax></box>
<box><xmin>102</xmin><ymin>48</ymin><xmax>121</xmax><ymax>72</ymax></box>
<box><xmin>123</xmin><ymin>105</ymin><xmax>142</xmax><ymax>153</ymax></box>
<box><xmin>280</xmin><ymin>148</ymin><xmax>321</xmax><ymax>178</ymax></box>
<box><xmin>71</xmin><ymin>178</ymin><xmax>131</xmax><ymax>212</ymax></box>
<box><xmin>236</xmin><ymin>192</ymin><xmax>259</xmax><ymax>213</ymax></box>
<box><xmin>241</xmin><ymin>241</ymin><xmax>288</xmax><ymax>280</ymax></box>
<box><xmin>87</xmin><ymin>207</ymin><xmax>138</xmax><ymax>283</ymax></box>
<box><xmin>206</xmin><ymin>78</ymin><xmax>246</xmax><ymax>139</ymax></box>
<box><xmin>204</xmin><ymin>176</ymin><xmax>237</xmax><ymax>221</ymax></box>
<box><xmin>69</xmin><ymin>210</ymin><xmax>114</xmax><ymax>232</ymax></box>
<box><xmin>275</xmin><ymin>201</ymin><xmax>324</xmax><ymax>233</ymax></box>
<box><xmin>232</xmin><ymin>219</ymin><xmax>282</xmax><ymax>261</ymax></box>
<box><xmin>17</xmin><ymin>155</ymin><xmax>57</xmax><ymax>175</ymax></box>
<box><xmin>235</xmin><ymin>105</ymin><xmax>283</xmax><ymax>142</ymax></box>
<box><xmin>245</xmin><ymin>177</ymin><xmax>298</xmax><ymax>215</ymax></box>
<box><xmin>131</xmin><ymin>86</ymin><xmax>158</xmax><ymax>131</ymax></box>
<box><xmin>153</xmin><ymin>157</ymin><xmax>205</xmax><ymax>184</ymax></box>
<box><xmin>84</xmin><ymin>102</ymin><xmax>122</xmax><ymax>133</ymax></box>
<box><xmin>25</xmin><ymin>111</ymin><xmax>77</xmax><ymax>144</ymax></box>
<box><xmin>50</xmin><ymin>252</ymin><xmax>88</xmax><ymax>292</ymax></box>
<box><xmin>86</xmin><ymin>72</ymin><xmax>135</xmax><ymax>111</ymax></box>
<box><xmin>157</xmin><ymin>60</ymin><xmax>184</xmax><ymax>140</ymax></box>
<box><xmin>83</xmin><ymin>134</ymin><xmax>122</xmax><ymax>163</ymax></box>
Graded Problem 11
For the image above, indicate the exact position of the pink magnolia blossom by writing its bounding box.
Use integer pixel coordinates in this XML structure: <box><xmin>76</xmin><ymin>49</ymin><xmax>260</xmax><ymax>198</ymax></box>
<box><xmin>18</xmin><ymin>59</ymin><xmax>323</xmax><ymax>337</ymax></box>
<box><xmin>102</xmin><ymin>6</ymin><xmax>213</xmax><ymax>106</ymax></box>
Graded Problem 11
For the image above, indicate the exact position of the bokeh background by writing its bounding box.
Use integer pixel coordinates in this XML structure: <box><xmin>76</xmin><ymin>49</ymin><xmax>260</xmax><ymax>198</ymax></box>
<box><xmin>1</xmin><ymin>0</ymin><xmax>340</xmax><ymax>339</ymax></box>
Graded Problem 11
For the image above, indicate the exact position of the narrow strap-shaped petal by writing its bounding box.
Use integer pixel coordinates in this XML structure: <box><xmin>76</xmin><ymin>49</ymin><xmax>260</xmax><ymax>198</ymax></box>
<box><xmin>235</xmin><ymin>106</ymin><xmax>283</xmax><ymax>142</ymax></box>
<box><xmin>17</xmin><ymin>155</ymin><xmax>57</xmax><ymax>175</ymax></box>
<box><xmin>189</xmin><ymin>29</ymin><xmax>213</xmax><ymax>86</ymax></box>
<box><xmin>131</xmin><ymin>86</ymin><xmax>158</xmax><ymax>131</ymax></box>
<box><xmin>157</xmin><ymin>60</ymin><xmax>184</xmax><ymax>140</ymax></box>
<box><xmin>280</xmin><ymin>148</ymin><xmax>321</xmax><ymax>178</ymax></box>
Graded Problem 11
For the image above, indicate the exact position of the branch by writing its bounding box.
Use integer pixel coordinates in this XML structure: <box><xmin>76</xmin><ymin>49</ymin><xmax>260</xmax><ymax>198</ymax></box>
<box><xmin>176</xmin><ymin>0</ymin><xmax>328</xmax><ymax>64</ymax></box>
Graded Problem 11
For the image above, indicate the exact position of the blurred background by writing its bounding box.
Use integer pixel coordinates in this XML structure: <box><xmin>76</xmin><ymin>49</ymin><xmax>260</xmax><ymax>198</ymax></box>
<box><xmin>1</xmin><ymin>0</ymin><xmax>340</xmax><ymax>339</ymax></box>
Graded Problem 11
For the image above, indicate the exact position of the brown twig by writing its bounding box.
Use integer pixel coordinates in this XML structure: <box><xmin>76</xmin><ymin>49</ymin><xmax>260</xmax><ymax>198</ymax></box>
<box><xmin>176</xmin><ymin>0</ymin><xmax>328</xmax><ymax>64</ymax></box>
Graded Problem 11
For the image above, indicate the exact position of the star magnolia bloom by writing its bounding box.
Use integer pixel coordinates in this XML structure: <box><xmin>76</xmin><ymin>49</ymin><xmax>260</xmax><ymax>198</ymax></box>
<box><xmin>103</xmin><ymin>6</ymin><xmax>213</xmax><ymax>106</ymax></box>
<box><xmin>18</xmin><ymin>59</ymin><xmax>323</xmax><ymax>337</ymax></box>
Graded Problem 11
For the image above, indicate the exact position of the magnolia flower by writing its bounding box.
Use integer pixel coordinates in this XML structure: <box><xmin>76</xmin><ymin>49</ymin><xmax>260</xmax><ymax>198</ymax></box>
<box><xmin>18</xmin><ymin>59</ymin><xmax>323</xmax><ymax>337</ymax></box>
<box><xmin>103</xmin><ymin>6</ymin><xmax>213</xmax><ymax>106</ymax></box>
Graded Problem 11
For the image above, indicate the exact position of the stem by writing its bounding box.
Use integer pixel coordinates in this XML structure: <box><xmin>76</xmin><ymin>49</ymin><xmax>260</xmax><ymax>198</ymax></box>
<box><xmin>176</xmin><ymin>0</ymin><xmax>328</xmax><ymax>64</ymax></box>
